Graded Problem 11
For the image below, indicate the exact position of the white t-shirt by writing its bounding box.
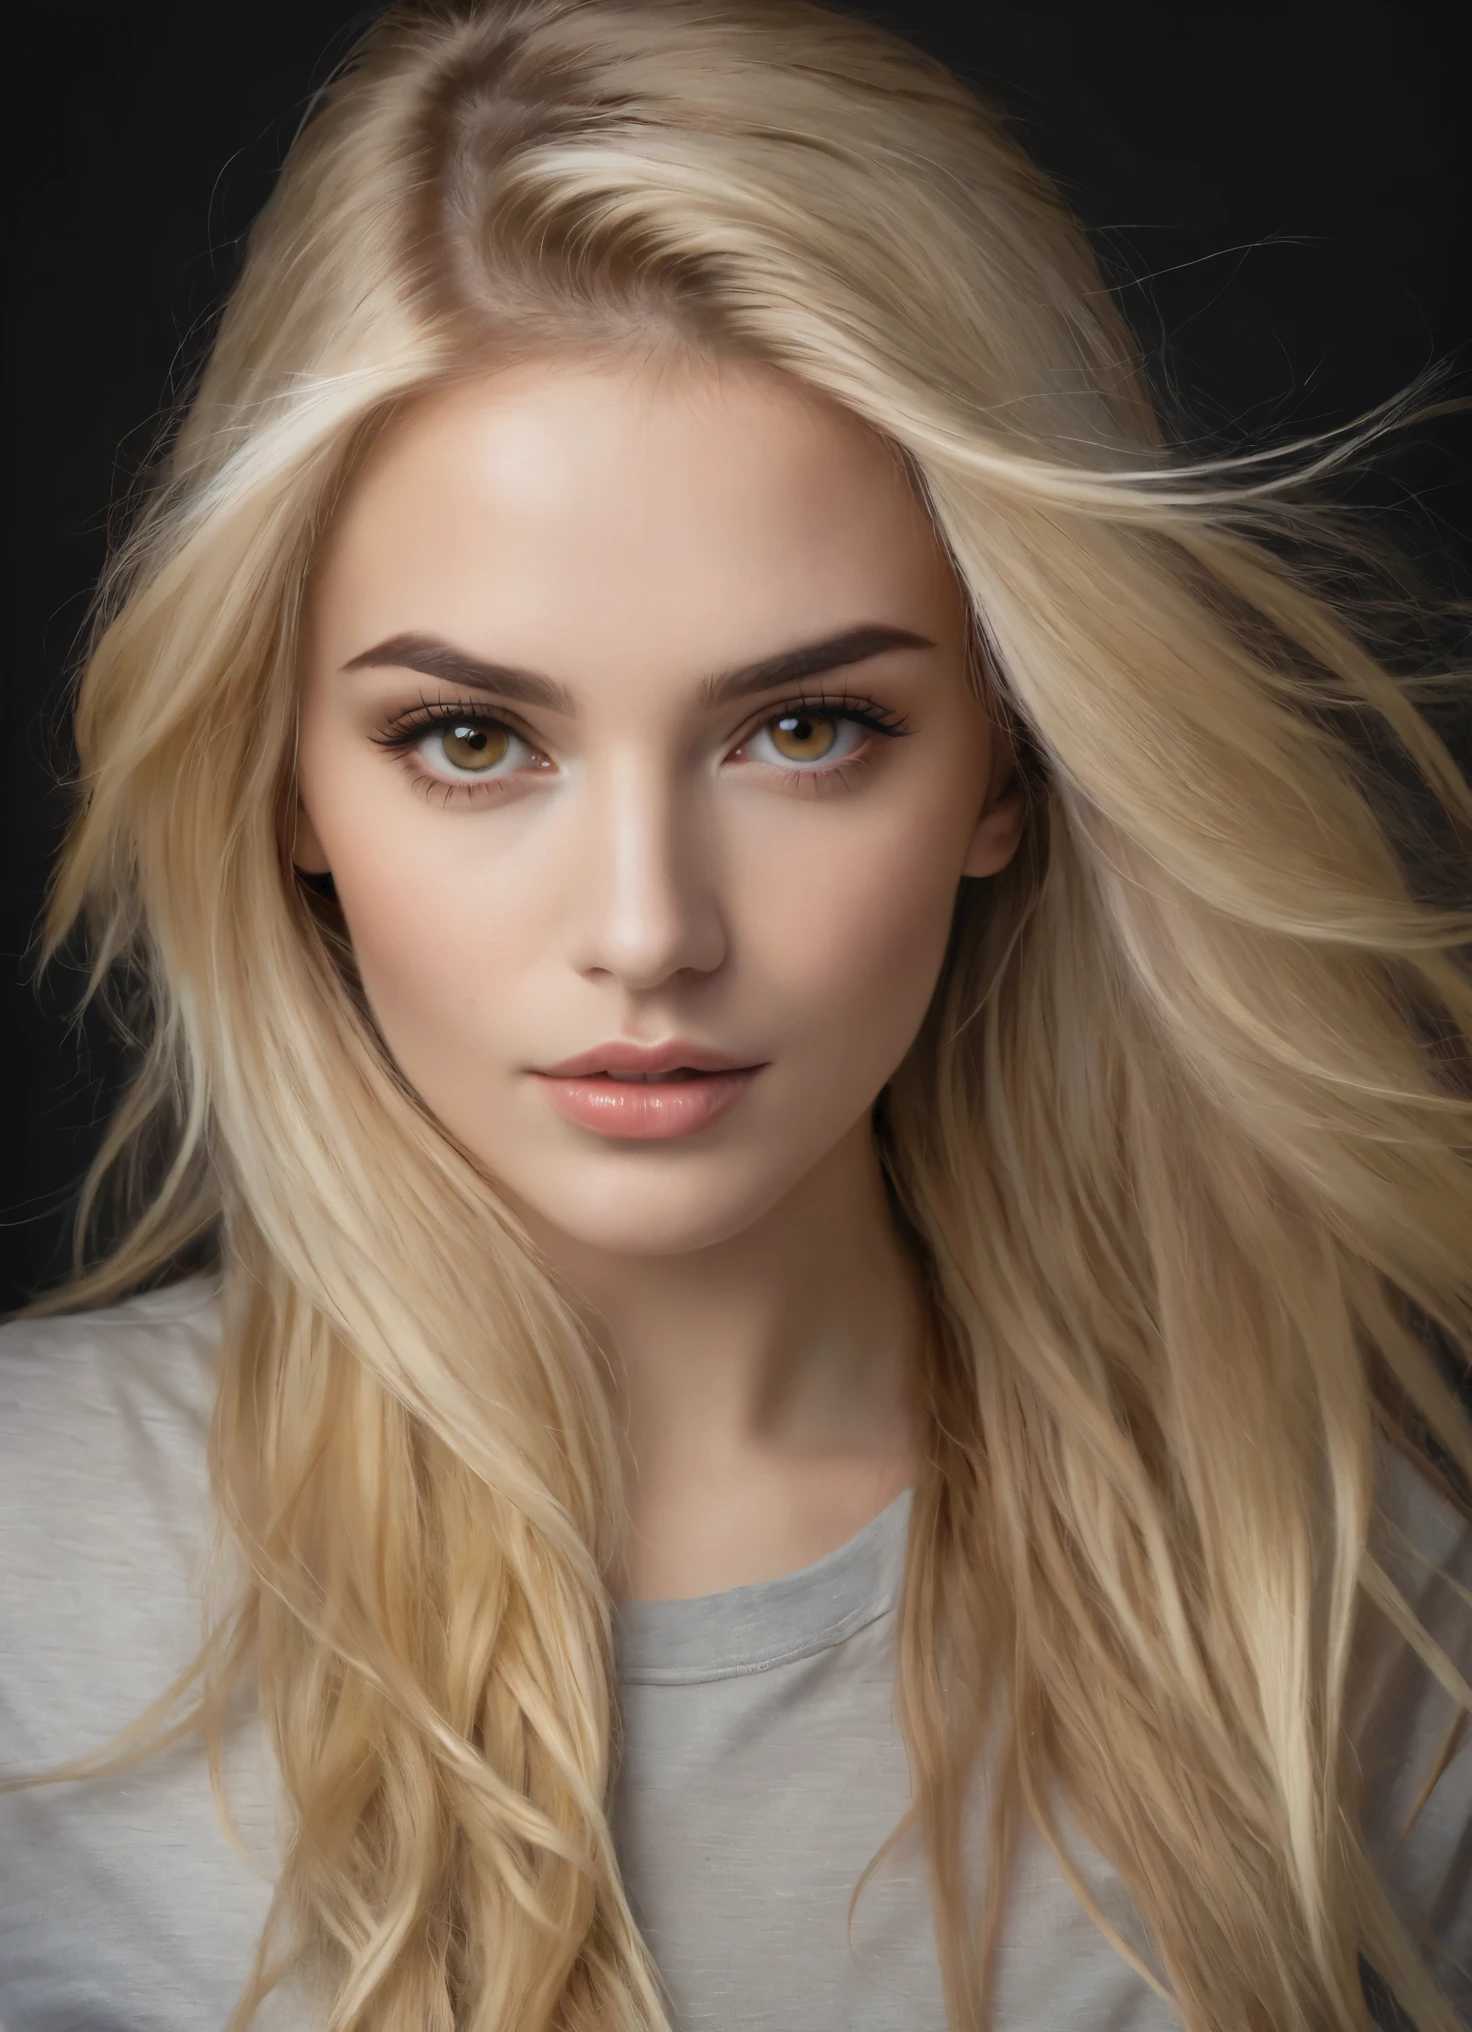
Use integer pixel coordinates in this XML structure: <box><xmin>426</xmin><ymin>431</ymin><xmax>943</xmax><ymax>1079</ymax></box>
<box><xmin>1</xmin><ymin>1279</ymin><xmax>1468</xmax><ymax>2029</ymax></box>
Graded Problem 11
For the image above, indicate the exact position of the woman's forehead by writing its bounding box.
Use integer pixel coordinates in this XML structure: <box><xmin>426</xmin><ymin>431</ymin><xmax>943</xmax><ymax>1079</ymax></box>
<box><xmin>306</xmin><ymin>353</ymin><xmax>965</xmax><ymax>698</ymax></box>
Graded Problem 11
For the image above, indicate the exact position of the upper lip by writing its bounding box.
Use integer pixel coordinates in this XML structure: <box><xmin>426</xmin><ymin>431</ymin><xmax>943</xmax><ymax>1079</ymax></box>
<box><xmin>536</xmin><ymin>1041</ymin><xmax>762</xmax><ymax>1078</ymax></box>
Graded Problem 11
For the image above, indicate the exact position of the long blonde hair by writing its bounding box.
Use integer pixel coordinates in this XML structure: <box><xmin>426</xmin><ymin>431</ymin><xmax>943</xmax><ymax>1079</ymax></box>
<box><xmin>28</xmin><ymin>2</ymin><xmax>1472</xmax><ymax>2026</ymax></box>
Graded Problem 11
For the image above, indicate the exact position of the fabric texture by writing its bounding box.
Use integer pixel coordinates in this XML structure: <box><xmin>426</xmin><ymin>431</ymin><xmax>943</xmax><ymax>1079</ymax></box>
<box><xmin>1</xmin><ymin>1279</ymin><xmax>1469</xmax><ymax>2031</ymax></box>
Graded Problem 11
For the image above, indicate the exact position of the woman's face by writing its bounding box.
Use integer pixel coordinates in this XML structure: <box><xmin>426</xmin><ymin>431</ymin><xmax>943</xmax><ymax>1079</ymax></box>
<box><xmin>296</xmin><ymin>353</ymin><xmax>1022</xmax><ymax>1256</ymax></box>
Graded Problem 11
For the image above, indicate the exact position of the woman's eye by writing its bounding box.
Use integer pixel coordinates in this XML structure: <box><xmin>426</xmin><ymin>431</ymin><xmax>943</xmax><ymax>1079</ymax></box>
<box><xmin>414</xmin><ymin>718</ymin><xmax>530</xmax><ymax>781</ymax></box>
<box><xmin>748</xmin><ymin>711</ymin><xmax>865</xmax><ymax>770</ymax></box>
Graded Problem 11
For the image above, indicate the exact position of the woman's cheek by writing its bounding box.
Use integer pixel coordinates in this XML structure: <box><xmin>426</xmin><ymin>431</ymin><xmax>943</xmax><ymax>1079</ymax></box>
<box><xmin>758</xmin><ymin>819</ymin><xmax>964</xmax><ymax>1081</ymax></box>
<box><xmin>327</xmin><ymin>847</ymin><xmax>502</xmax><ymax>1077</ymax></box>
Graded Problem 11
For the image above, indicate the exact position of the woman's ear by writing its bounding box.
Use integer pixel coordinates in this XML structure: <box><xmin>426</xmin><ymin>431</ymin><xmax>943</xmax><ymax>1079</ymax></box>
<box><xmin>291</xmin><ymin>798</ymin><xmax>332</xmax><ymax>877</ymax></box>
<box><xmin>962</xmin><ymin>769</ymin><xmax>1026</xmax><ymax>879</ymax></box>
<box><xmin>958</xmin><ymin>631</ymin><xmax>1027</xmax><ymax>878</ymax></box>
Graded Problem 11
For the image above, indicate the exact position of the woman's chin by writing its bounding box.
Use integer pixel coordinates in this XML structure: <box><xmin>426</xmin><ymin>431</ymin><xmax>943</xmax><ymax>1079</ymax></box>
<box><xmin>504</xmin><ymin>1164</ymin><xmax>804</xmax><ymax>1263</ymax></box>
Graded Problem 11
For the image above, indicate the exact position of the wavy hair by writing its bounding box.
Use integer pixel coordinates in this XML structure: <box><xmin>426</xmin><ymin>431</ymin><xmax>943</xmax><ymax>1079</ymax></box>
<box><xmin>24</xmin><ymin>1</ymin><xmax>1472</xmax><ymax>2027</ymax></box>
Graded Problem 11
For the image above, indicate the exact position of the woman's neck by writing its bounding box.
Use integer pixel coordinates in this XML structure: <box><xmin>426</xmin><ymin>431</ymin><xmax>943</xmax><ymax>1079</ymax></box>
<box><xmin>519</xmin><ymin>1118</ymin><xmax>924</xmax><ymax>1600</ymax></box>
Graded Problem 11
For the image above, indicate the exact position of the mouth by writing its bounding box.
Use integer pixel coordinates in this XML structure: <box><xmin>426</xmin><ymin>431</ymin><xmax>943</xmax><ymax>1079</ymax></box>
<box><xmin>531</xmin><ymin>1043</ymin><xmax>766</xmax><ymax>1140</ymax></box>
<box><xmin>583</xmin><ymin>1066</ymin><xmax>712</xmax><ymax>1084</ymax></box>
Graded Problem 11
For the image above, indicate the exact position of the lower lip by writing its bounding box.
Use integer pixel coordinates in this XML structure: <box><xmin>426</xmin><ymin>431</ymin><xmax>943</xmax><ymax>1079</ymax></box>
<box><xmin>534</xmin><ymin>1069</ymin><xmax>761</xmax><ymax>1139</ymax></box>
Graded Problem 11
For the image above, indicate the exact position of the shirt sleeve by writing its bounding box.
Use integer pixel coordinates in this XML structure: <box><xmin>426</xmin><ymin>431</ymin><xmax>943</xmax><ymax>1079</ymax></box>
<box><xmin>1353</xmin><ymin>1428</ymin><xmax>1472</xmax><ymax>2018</ymax></box>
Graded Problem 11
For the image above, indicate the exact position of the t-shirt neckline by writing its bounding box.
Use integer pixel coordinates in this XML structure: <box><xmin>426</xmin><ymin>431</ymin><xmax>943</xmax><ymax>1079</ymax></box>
<box><xmin>614</xmin><ymin>1485</ymin><xmax>913</xmax><ymax>1686</ymax></box>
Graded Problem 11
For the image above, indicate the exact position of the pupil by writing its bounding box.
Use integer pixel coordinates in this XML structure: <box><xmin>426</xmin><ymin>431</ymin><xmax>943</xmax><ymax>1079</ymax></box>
<box><xmin>439</xmin><ymin>722</ymin><xmax>506</xmax><ymax>772</ymax></box>
<box><xmin>772</xmin><ymin>711</ymin><xmax>836</xmax><ymax>761</ymax></box>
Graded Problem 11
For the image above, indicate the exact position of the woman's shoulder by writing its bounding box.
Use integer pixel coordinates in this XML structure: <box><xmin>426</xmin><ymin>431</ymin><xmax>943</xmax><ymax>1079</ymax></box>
<box><xmin>0</xmin><ymin>1273</ymin><xmax>223</xmax><ymax>1459</ymax></box>
<box><xmin>1366</xmin><ymin>1421</ymin><xmax>1472</xmax><ymax>1689</ymax></box>
<box><xmin>0</xmin><ymin>1280</ymin><xmax>296</xmax><ymax>2029</ymax></box>
<box><xmin>0</xmin><ymin>1271</ymin><xmax>225</xmax><ymax>1578</ymax></box>
<box><xmin>1357</xmin><ymin>1423</ymin><xmax>1472</xmax><ymax>2008</ymax></box>
<box><xmin>0</xmin><ymin>1276</ymin><xmax>226</xmax><ymax>1765</ymax></box>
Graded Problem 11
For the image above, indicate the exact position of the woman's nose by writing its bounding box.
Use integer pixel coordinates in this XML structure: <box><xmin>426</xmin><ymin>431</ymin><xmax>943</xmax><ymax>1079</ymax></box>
<box><xmin>570</xmin><ymin>753</ymin><xmax>727</xmax><ymax>992</ymax></box>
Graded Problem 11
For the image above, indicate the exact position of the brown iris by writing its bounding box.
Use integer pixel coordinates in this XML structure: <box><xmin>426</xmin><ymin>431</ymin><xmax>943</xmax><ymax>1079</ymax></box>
<box><xmin>437</xmin><ymin>722</ymin><xmax>509</xmax><ymax>772</ymax></box>
<box><xmin>768</xmin><ymin>712</ymin><xmax>838</xmax><ymax>763</ymax></box>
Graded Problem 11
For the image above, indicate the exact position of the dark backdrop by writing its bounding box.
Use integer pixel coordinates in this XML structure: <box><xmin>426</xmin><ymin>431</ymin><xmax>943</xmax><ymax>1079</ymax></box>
<box><xmin>6</xmin><ymin>0</ymin><xmax>1471</xmax><ymax>1313</ymax></box>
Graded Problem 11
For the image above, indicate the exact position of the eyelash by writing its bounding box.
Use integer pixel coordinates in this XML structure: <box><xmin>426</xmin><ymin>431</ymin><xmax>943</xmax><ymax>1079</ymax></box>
<box><xmin>371</xmin><ymin>689</ymin><xmax>913</xmax><ymax>800</ymax></box>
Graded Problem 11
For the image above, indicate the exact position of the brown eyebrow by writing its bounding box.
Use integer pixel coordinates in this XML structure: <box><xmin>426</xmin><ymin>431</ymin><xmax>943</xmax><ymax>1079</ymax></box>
<box><xmin>341</xmin><ymin>633</ymin><xmax>576</xmax><ymax>714</ymax></box>
<box><xmin>700</xmin><ymin>624</ymin><xmax>936</xmax><ymax>707</ymax></box>
<box><xmin>341</xmin><ymin>622</ymin><xmax>935</xmax><ymax>714</ymax></box>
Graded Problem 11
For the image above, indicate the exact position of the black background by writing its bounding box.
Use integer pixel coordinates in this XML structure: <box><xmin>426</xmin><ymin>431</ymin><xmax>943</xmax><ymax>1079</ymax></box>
<box><xmin>6</xmin><ymin>0</ymin><xmax>1471</xmax><ymax>1312</ymax></box>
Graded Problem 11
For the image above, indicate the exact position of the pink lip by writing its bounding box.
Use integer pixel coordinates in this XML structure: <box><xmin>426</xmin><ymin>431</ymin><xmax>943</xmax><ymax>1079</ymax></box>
<box><xmin>532</xmin><ymin>1041</ymin><xmax>766</xmax><ymax>1141</ymax></box>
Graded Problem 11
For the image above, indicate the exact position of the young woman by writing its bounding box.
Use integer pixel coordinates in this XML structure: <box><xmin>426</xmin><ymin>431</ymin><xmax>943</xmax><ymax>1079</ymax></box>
<box><xmin>2</xmin><ymin>2</ymin><xmax>1470</xmax><ymax>2028</ymax></box>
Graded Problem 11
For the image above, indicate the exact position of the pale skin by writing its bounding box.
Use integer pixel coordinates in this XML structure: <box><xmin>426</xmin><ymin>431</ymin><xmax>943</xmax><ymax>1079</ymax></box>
<box><xmin>294</xmin><ymin>350</ymin><xmax>1025</xmax><ymax>1600</ymax></box>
